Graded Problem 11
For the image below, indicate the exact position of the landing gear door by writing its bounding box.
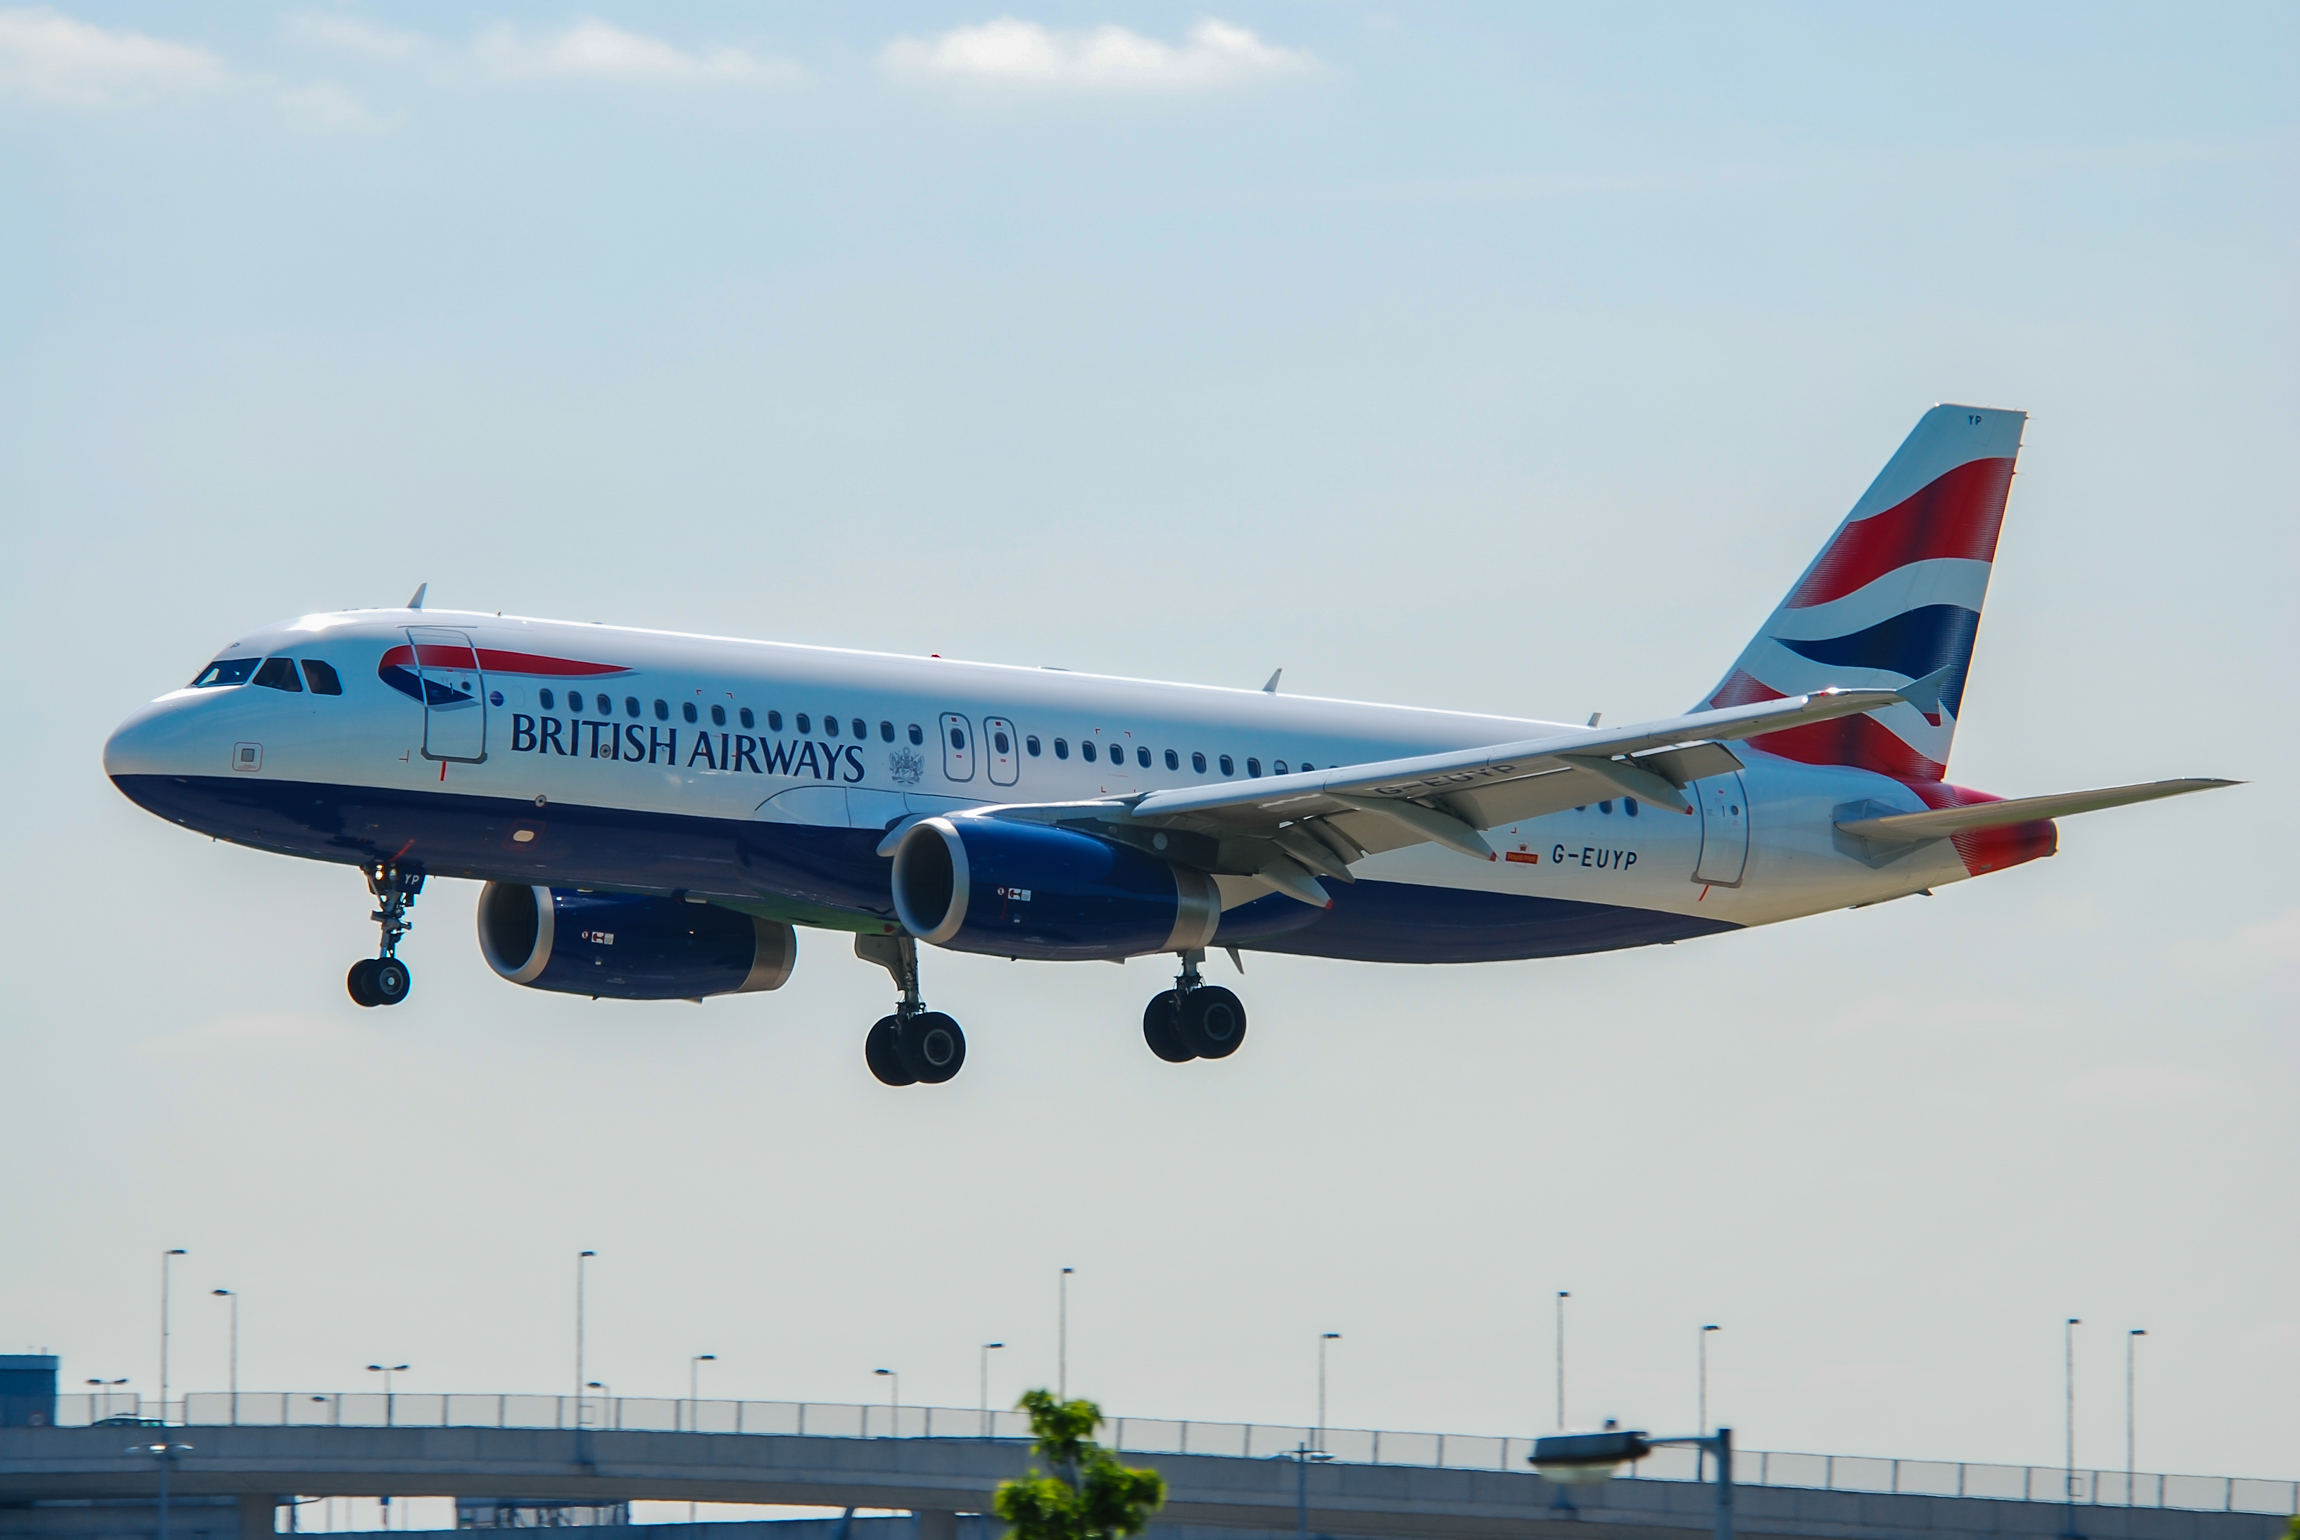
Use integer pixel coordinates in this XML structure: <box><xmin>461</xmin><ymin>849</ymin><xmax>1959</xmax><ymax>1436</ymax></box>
<box><xmin>983</xmin><ymin>717</ymin><xmax>1019</xmax><ymax>786</ymax></box>
<box><xmin>939</xmin><ymin>713</ymin><xmax>974</xmax><ymax>783</ymax></box>
<box><xmin>1693</xmin><ymin>771</ymin><xmax>1748</xmax><ymax>887</ymax></box>
<box><xmin>407</xmin><ymin>626</ymin><xmax>487</xmax><ymax>763</ymax></box>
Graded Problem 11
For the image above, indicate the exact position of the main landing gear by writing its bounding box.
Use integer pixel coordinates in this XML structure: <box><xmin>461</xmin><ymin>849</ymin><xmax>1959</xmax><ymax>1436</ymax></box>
<box><xmin>1143</xmin><ymin>949</ymin><xmax>1247</xmax><ymax>1064</ymax></box>
<box><xmin>854</xmin><ymin>932</ymin><xmax>966</xmax><ymax>1087</ymax></box>
<box><xmin>347</xmin><ymin>862</ymin><xmax>423</xmax><ymax>1009</ymax></box>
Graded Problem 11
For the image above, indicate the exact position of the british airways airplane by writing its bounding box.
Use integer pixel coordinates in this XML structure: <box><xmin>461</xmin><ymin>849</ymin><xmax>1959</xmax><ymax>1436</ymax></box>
<box><xmin>104</xmin><ymin>406</ymin><xmax>2231</xmax><ymax>1085</ymax></box>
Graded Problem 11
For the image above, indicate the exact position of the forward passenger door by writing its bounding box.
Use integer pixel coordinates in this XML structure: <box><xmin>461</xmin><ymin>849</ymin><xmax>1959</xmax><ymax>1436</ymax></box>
<box><xmin>407</xmin><ymin>626</ymin><xmax>487</xmax><ymax>763</ymax></box>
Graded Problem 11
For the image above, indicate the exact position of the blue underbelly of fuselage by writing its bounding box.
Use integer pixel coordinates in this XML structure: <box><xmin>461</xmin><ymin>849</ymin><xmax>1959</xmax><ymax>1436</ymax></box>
<box><xmin>111</xmin><ymin>775</ymin><xmax>1737</xmax><ymax>965</ymax></box>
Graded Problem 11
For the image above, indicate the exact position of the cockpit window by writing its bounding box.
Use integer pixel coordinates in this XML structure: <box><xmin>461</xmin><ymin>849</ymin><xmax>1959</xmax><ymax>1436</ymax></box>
<box><xmin>252</xmin><ymin>657</ymin><xmax>304</xmax><ymax>693</ymax></box>
<box><xmin>191</xmin><ymin>658</ymin><xmax>260</xmax><ymax>688</ymax></box>
<box><xmin>300</xmin><ymin>659</ymin><xmax>343</xmax><ymax>695</ymax></box>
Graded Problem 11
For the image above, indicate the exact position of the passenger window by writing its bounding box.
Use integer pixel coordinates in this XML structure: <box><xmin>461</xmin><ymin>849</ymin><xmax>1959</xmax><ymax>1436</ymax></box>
<box><xmin>796</xmin><ymin>713</ymin><xmax>811</xmax><ymax>733</ymax></box>
<box><xmin>1246</xmin><ymin>758</ymin><xmax>1262</xmax><ymax>778</ymax></box>
<box><xmin>1219</xmin><ymin>754</ymin><xmax>1234</xmax><ymax>776</ymax></box>
<box><xmin>994</xmin><ymin>730</ymin><xmax>1011</xmax><ymax>754</ymax></box>
<box><xmin>683</xmin><ymin>702</ymin><xmax>698</xmax><ymax>724</ymax></box>
<box><xmin>907</xmin><ymin>723</ymin><xmax>924</xmax><ymax>745</ymax></box>
<box><xmin>768</xmin><ymin>710</ymin><xmax>784</xmax><ymax>732</ymax></box>
<box><xmin>1026</xmin><ymin>736</ymin><xmax>1042</xmax><ymax>757</ymax></box>
<box><xmin>1165</xmin><ymin>749</ymin><xmax>1179</xmax><ymax>770</ymax></box>
<box><xmin>654</xmin><ymin>699</ymin><xmax>670</xmax><ymax>721</ymax></box>
<box><xmin>570</xmin><ymin>693</ymin><xmax>586</xmax><ymax>713</ymax></box>
<box><xmin>1136</xmin><ymin>746</ymin><xmax>1150</xmax><ymax>768</ymax></box>
<box><xmin>1081</xmin><ymin>741</ymin><xmax>1097</xmax><ymax>762</ymax></box>
<box><xmin>1599</xmin><ymin>800</ymin><xmax>1613</xmax><ymax>814</ymax></box>
<box><xmin>190</xmin><ymin>658</ymin><xmax>260</xmax><ymax>688</ymax></box>
<box><xmin>825</xmin><ymin>716</ymin><xmax>840</xmax><ymax>737</ymax></box>
<box><xmin>624</xmin><ymin>697</ymin><xmax>640</xmax><ymax>718</ymax></box>
<box><xmin>1626</xmin><ymin>798</ymin><xmax>1639</xmax><ymax>816</ymax></box>
<box><xmin>1274</xmin><ymin>760</ymin><xmax>1289</xmax><ymax>775</ymax></box>
<box><xmin>253</xmin><ymin>657</ymin><xmax>303</xmax><ymax>692</ymax></box>
<box><xmin>1054</xmin><ymin>738</ymin><xmax>1069</xmax><ymax>759</ymax></box>
<box><xmin>301</xmin><ymin>659</ymin><xmax>343</xmax><ymax>695</ymax></box>
<box><xmin>1192</xmin><ymin>752</ymin><xmax>1207</xmax><ymax>773</ymax></box>
<box><xmin>949</xmin><ymin>726</ymin><xmax>966</xmax><ymax>749</ymax></box>
<box><xmin>539</xmin><ymin>687</ymin><xmax>556</xmax><ymax>711</ymax></box>
<box><xmin>1300</xmin><ymin>762</ymin><xmax>1314</xmax><ymax>773</ymax></box>
<box><xmin>489</xmin><ymin>690</ymin><xmax>504</xmax><ymax>707</ymax></box>
<box><xmin>852</xmin><ymin>718</ymin><xmax>867</xmax><ymax>739</ymax></box>
<box><xmin>710</xmin><ymin>704</ymin><xmax>725</xmax><ymax>726</ymax></box>
<box><xmin>740</xmin><ymin>707</ymin><xmax>755</xmax><ymax>729</ymax></box>
<box><xmin>880</xmin><ymin>721</ymin><xmax>894</xmax><ymax>742</ymax></box>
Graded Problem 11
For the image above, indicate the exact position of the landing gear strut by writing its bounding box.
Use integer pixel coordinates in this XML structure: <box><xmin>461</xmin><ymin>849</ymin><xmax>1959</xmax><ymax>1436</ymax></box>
<box><xmin>855</xmin><ymin>932</ymin><xmax>966</xmax><ymax>1086</ymax></box>
<box><xmin>1144</xmin><ymin>949</ymin><xmax>1247</xmax><ymax>1063</ymax></box>
<box><xmin>347</xmin><ymin>862</ymin><xmax>423</xmax><ymax>1009</ymax></box>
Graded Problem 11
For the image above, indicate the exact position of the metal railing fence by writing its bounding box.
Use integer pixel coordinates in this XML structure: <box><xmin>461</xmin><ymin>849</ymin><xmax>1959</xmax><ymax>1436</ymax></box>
<box><xmin>49</xmin><ymin>1392</ymin><xmax>2299</xmax><ymax>1520</ymax></box>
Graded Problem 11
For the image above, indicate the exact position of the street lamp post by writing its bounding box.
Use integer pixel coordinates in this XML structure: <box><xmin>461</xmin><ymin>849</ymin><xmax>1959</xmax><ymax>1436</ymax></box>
<box><xmin>213</xmin><ymin>1291</ymin><xmax>238</xmax><ymax>1424</ymax></box>
<box><xmin>875</xmin><ymin>1369</ymin><xmax>898</xmax><ymax>1434</ymax></box>
<box><xmin>366</xmin><ymin>1364</ymin><xmax>409</xmax><ymax>1427</ymax></box>
<box><xmin>980</xmin><ymin>1343</ymin><xmax>1005</xmax><ymax>1435</ymax></box>
<box><xmin>575</xmin><ymin>1251</ymin><xmax>596</xmax><ymax>1437</ymax></box>
<box><xmin>2063</xmin><ymin>1318</ymin><xmax>2082</xmax><ymax>1540</ymax></box>
<box><xmin>687</xmin><ymin>1354</ymin><xmax>716</xmax><ymax>1432</ymax></box>
<box><xmin>587</xmin><ymin>1382</ymin><xmax>610</xmax><ymax>1430</ymax></box>
<box><xmin>160</xmin><ymin>1249</ymin><xmax>186</xmax><ymax>1423</ymax></box>
<box><xmin>1316</xmin><ymin>1334</ymin><xmax>1340</xmax><ymax>1454</ymax></box>
<box><xmin>1532</xmin><ymin>1427</ymin><xmax>1732</xmax><ymax>1540</ymax></box>
<box><xmin>1698</xmin><ymin>1325</ymin><xmax>1720</xmax><ymax>1477</ymax></box>
<box><xmin>2126</xmin><ymin>1330</ymin><xmax>2146</xmax><ymax>1503</ymax></box>
<box><xmin>1058</xmin><ymin>1268</ymin><xmax>1074</xmax><ymax>1401</ymax></box>
<box><xmin>1553</xmin><ymin>1292</ymin><xmax>1569</xmax><ymax>1431</ymax></box>
<box><xmin>1289</xmin><ymin>1442</ymin><xmax>1334</xmax><ymax>1540</ymax></box>
<box><xmin>131</xmin><ymin>1441</ymin><xmax>193</xmax><ymax>1540</ymax></box>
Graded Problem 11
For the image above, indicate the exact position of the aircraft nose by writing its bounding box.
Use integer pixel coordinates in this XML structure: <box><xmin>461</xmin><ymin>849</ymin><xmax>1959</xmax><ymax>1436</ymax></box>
<box><xmin>104</xmin><ymin>695</ymin><xmax>200</xmax><ymax>780</ymax></box>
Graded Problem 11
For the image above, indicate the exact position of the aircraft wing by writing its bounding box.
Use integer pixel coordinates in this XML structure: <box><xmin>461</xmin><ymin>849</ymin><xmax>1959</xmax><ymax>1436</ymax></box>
<box><xmin>908</xmin><ymin>688</ymin><xmax>1906</xmax><ymax>908</ymax></box>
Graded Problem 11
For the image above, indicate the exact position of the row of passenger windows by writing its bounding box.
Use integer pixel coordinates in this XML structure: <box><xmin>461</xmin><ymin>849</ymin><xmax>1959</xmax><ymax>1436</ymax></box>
<box><xmin>533</xmin><ymin>688</ymin><xmax>931</xmax><ymax>744</ymax></box>
<box><xmin>191</xmin><ymin>656</ymin><xmax>343</xmax><ymax>695</ymax></box>
<box><xmin>1023</xmin><ymin>737</ymin><xmax>1313</xmax><ymax>778</ymax></box>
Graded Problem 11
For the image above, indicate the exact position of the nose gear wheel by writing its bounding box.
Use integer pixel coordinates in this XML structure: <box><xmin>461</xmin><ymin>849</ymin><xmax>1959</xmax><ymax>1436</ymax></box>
<box><xmin>347</xmin><ymin>863</ymin><xmax>423</xmax><ymax>1008</ymax></box>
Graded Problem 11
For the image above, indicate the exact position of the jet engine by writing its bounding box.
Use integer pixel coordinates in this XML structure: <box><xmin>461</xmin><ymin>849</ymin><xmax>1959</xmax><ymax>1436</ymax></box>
<box><xmin>477</xmin><ymin>883</ymin><xmax>796</xmax><ymax>1001</ymax></box>
<box><xmin>890</xmin><ymin>816</ymin><xmax>1221</xmax><ymax>961</ymax></box>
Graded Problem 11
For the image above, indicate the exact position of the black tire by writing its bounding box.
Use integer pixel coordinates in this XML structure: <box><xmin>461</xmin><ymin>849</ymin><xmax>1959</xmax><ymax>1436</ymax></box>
<box><xmin>1179</xmin><ymin>986</ymin><xmax>1247</xmax><ymax>1059</ymax></box>
<box><xmin>866</xmin><ymin>1016</ymin><xmax>917</xmax><ymax>1086</ymax></box>
<box><xmin>899</xmin><ymin>1011</ymin><xmax>967</xmax><ymax>1084</ymax></box>
<box><xmin>346</xmin><ymin>959</ymin><xmax>379</xmax><ymax>1008</ymax></box>
<box><xmin>1143</xmin><ymin>990</ymin><xmax>1195</xmax><ymax>1062</ymax></box>
<box><xmin>370</xmin><ymin>957</ymin><xmax>412</xmax><ymax>1007</ymax></box>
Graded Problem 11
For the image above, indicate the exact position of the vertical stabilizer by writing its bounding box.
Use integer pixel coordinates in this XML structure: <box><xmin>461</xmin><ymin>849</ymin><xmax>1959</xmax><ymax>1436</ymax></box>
<box><xmin>1704</xmin><ymin>404</ymin><xmax>2025</xmax><ymax>781</ymax></box>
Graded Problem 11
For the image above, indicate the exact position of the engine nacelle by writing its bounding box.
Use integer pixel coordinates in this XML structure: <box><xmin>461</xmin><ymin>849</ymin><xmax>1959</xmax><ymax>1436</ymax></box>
<box><xmin>891</xmin><ymin>816</ymin><xmax>1221</xmax><ymax>961</ymax></box>
<box><xmin>478</xmin><ymin>883</ymin><xmax>796</xmax><ymax>1001</ymax></box>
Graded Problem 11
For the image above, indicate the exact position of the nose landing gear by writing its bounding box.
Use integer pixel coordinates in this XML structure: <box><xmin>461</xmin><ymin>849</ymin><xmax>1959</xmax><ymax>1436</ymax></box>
<box><xmin>347</xmin><ymin>863</ymin><xmax>424</xmax><ymax>1009</ymax></box>
<box><xmin>855</xmin><ymin>932</ymin><xmax>967</xmax><ymax>1086</ymax></box>
<box><xmin>1143</xmin><ymin>949</ymin><xmax>1247</xmax><ymax>1063</ymax></box>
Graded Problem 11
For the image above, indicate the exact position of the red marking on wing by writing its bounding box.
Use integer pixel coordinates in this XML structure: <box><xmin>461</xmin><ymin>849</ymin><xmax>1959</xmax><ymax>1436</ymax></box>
<box><xmin>1787</xmin><ymin>457</ymin><xmax>2016</xmax><ymax>609</ymax></box>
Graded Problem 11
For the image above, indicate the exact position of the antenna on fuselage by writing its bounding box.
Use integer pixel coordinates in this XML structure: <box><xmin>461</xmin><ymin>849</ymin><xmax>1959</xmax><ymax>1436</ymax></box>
<box><xmin>407</xmin><ymin>583</ymin><xmax>428</xmax><ymax>610</ymax></box>
<box><xmin>1261</xmin><ymin>668</ymin><xmax>1282</xmax><ymax>694</ymax></box>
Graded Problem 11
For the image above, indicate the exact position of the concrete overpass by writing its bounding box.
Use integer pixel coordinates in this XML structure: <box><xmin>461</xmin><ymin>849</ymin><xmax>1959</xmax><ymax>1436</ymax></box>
<box><xmin>2</xmin><ymin>1422</ymin><xmax>2288</xmax><ymax>1540</ymax></box>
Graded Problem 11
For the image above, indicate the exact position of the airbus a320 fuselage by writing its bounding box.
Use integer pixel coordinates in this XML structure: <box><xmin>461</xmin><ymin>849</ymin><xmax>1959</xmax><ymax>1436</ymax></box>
<box><xmin>104</xmin><ymin>405</ymin><xmax>2231</xmax><ymax>1084</ymax></box>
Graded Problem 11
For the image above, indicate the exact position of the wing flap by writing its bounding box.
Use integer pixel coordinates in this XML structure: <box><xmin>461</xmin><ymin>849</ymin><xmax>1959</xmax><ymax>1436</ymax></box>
<box><xmin>1835</xmin><ymin>778</ymin><xmax>2239</xmax><ymax>842</ymax></box>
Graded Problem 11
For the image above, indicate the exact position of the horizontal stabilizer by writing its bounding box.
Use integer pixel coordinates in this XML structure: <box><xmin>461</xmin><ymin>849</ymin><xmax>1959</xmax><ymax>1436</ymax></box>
<box><xmin>1835</xmin><ymin>778</ymin><xmax>2239</xmax><ymax>843</ymax></box>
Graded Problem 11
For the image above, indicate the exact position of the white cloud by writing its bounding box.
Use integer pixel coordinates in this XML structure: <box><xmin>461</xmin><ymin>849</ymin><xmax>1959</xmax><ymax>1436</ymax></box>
<box><xmin>278</xmin><ymin>78</ymin><xmax>385</xmax><ymax>131</ymax></box>
<box><xmin>881</xmin><ymin>16</ymin><xmax>1315</xmax><ymax>91</ymax></box>
<box><xmin>0</xmin><ymin>6</ymin><xmax>226</xmax><ymax>104</ymax></box>
<box><xmin>472</xmin><ymin>18</ymin><xmax>794</xmax><ymax>86</ymax></box>
<box><xmin>285</xmin><ymin>13</ymin><xmax>437</xmax><ymax>64</ymax></box>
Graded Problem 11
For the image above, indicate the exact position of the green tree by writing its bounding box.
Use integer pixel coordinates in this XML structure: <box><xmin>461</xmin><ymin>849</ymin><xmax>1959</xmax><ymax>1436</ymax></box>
<box><xmin>994</xmin><ymin>1390</ymin><xmax>1166</xmax><ymax>1540</ymax></box>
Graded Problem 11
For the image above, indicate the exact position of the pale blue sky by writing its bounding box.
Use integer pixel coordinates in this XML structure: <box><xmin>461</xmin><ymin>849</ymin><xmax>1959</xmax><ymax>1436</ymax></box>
<box><xmin>2</xmin><ymin>1</ymin><xmax>2294</xmax><ymax>1487</ymax></box>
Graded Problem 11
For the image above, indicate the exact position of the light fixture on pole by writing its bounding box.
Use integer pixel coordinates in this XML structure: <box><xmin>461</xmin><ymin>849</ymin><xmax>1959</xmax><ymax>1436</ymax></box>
<box><xmin>980</xmin><ymin>1343</ymin><xmax>1005</xmax><ymax>1434</ymax></box>
<box><xmin>367</xmin><ymin>1363</ymin><xmax>409</xmax><ymax>1428</ymax></box>
<box><xmin>686</xmin><ymin>1354</ymin><xmax>716</xmax><ymax>1433</ymax></box>
<box><xmin>1697</xmin><ymin>1325</ymin><xmax>1721</xmax><ymax>1481</ymax></box>
<box><xmin>1532</xmin><ymin>1427</ymin><xmax>1733</xmax><ymax>1540</ymax></box>
<box><xmin>130</xmin><ymin>1440</ymin><xmax>194</xmax><ymax>1540</ymax></box>
<box><xmin>2062</xmin><ymin>1318</ymin><xmax>2082</xmax><ymax>1540</ymax></box>
<box><xmin>1553</xmin><ymin>1292</ymin><xmax>1570</xmax><ymax>1432</ymax></box>
<box><xmin>2126</xmin><ymin>1329</ymin><xmax>2146</xmax><ymax>1503</ymax></box>
<box><xmin>212</xmin><ymin>1291</ymin><xmax>239</xmax><ymax>1423</ymax></box>
<box><xmin>575</xmin><ymin>1251</ymin><xmax>596</xmax><ymax>1433</ymax></box>
<box><xmin>1058</xmin><ymin>1268</ymin><xmax>1074</xmax><ymax>1401</ymax></box>
<box><xmin>875</xmin><ymin>1368</ymin><xmax>898</xmax><ymax>1433</ymax></box>
<box><xmin>1316</xmin><ymin>1334</ymin><xmax>1340</xmax><ymax>1454</ymax></box>
<box><xmin>160</xmin><ymin>1249</ymin><xmax>186</xmax><ymax>1423</ymax></box>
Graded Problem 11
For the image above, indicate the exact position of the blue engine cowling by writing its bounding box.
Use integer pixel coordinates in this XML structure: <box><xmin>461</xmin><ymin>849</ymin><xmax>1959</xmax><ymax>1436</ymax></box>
<box><xmin>890</xmin><ymin>816</ymin><xmax>1221</xmax><ymax>961</ymax></box>
<box><xmin>477</xmin><ymin>883</ymin><xmax>796</xmax><ymax>1001</ymax></box>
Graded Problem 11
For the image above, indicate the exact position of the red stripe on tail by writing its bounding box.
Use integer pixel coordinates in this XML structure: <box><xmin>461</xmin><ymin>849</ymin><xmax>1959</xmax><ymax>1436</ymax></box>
<box><xmin>1786</xmin><ymin>457</ymin><xmax>2015</xmax><ymax>608</ymax></box>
